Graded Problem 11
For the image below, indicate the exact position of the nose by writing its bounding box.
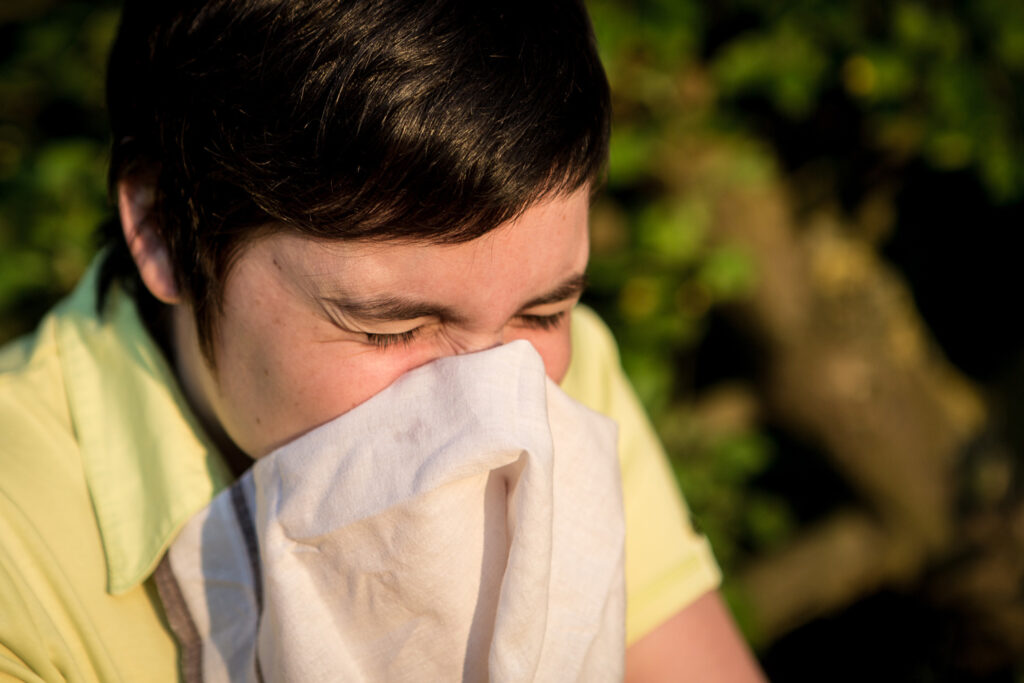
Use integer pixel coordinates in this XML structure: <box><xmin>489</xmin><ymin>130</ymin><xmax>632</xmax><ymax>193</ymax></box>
<box><xmin>448</xmin><ymin>328</ymin><xmax>506</xmax><ymax>356</ymax></box>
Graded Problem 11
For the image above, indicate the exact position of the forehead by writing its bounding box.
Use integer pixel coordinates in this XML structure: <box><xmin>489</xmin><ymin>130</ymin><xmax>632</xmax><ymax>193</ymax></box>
<box><xmin>264</xmin><ymin>188</ymin><xmax>592</xmax><ymax>303</ymax></box>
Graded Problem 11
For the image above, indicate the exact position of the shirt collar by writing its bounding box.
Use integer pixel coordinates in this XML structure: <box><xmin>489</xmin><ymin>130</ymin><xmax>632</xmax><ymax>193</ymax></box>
<box><xmin>54</xmin><ymin>257</ymin><xmax>234</xmax><ymax>594</ymax></box>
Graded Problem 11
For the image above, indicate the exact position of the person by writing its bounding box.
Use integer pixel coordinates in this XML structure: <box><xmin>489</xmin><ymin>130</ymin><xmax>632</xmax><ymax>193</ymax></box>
<box><xmin>0</xmin><ymin>0</ymin><xmax>766</xmax><ymax>680</ymax></box>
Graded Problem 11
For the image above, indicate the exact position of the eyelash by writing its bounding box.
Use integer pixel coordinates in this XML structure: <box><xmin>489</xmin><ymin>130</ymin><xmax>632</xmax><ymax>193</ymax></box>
<box><xmin>365</xmin><ymin>329</ymin><xmax>421</xmax><ymax>349</ymax></box>
<box><xmin>363</xmin><ymin>311</ymin><xmax>567</xmax><ymax>349</ymax></box>
<box><xmin>518</xmin><ymin>311</ymin><xmax>566</xmax><ymax>330</ymax></box>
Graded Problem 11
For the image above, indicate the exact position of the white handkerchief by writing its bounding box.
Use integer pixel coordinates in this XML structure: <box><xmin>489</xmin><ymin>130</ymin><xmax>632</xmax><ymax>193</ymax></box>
<box><xmin>156</xmin><ymin>340</ymin><xmax>625</xmax><ymax>682</ymax></box>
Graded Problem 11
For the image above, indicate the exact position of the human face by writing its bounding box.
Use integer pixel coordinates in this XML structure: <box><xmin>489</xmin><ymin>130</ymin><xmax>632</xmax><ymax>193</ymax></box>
<box><xmin>173</xmin><ymin>188</ymin><xmax>591</xmax><ymax>458</ymax></box>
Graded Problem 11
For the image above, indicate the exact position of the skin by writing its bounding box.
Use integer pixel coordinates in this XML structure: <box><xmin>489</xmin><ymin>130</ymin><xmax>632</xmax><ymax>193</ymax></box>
<box><xmin>120</xmin><ymin>179</ymin><xmax>766</xmax><ymax>680</ymax></box>
<box><xmin>625</xmin><ymin>591</ymin><xmax>768</xmax><ymax>682</ymax></box>
<box><xmin>172</xmin><ymin>189</ymin><xmax>589</xmax><ymax>458</ymax></box>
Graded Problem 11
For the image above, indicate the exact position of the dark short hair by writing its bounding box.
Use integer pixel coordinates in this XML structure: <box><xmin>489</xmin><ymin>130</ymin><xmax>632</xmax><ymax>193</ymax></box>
<box><xmin>100</xmin><ymin>0</ymin><xmax>610</xmax><ymax>358</ymax></box>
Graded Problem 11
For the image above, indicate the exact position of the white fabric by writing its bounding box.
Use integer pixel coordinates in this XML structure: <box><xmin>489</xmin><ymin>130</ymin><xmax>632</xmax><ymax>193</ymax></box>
<box><xmin>163</xmin><ymin>340</ymin><xmax>626</xmax><ymax>682</ymax></box>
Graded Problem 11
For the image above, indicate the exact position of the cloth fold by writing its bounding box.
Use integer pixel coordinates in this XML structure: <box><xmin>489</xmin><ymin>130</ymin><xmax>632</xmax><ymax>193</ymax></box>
<box><xmin>156</xmin><ymin>340</ymin><xmax>625</xmax><ymax>682</ymax></box>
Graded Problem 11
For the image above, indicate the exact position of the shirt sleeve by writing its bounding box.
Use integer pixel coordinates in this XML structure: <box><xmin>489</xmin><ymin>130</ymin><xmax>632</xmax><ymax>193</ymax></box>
<box><xmin>561</xmin><ymin>305</ymin><xmax>722</xmax><ymax>645</ymax></box>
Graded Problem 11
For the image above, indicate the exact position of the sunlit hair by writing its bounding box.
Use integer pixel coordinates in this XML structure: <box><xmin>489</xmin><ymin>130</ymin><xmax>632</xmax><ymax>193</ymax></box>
<box><xmin>99</xmin><ymin>0</ymin><xmax>610</xmax><ymax>359</ymax></box>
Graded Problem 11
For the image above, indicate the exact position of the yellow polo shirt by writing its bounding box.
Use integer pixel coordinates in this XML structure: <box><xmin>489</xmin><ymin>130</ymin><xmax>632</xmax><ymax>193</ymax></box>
<box><xmin>0</xmin><ymin>258</ymin><xmax>719</xmax><ymax>682</ymax></box>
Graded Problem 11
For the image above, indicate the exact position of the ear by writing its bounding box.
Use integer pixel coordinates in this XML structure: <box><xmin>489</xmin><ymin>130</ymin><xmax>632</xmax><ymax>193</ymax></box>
<box><xmin>117</xmin><ymin>177</ymin><xmax>180</xmax><ymax>304</ymax></box>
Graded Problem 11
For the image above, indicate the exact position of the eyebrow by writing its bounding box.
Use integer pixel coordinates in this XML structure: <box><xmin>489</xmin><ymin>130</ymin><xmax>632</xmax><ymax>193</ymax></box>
<box><xmin>520</xmin><ymin>273</ymin><xmax>589</xmax><ymax>309</ymax></box>
<box><xmin>320</xmin><ymin>272</ymin><xmax>589</xmax><ymax>324</ymax></box>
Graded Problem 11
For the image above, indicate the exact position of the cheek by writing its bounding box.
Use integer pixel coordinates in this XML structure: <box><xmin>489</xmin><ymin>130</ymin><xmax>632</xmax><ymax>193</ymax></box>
<box><xmin>506</xmin><ymin>326</ymin><xmax>573</xmax><ymax>384</ymax></box>
<box><xmin>267</xmin><ymin>349</ymin><xmax>435</xmax><ymax>449</ymax></box>
<box><xmin>214</xmin><ymin>329</ymin><xmax>433</xmax><ymax>457</ymax></box>
<box><xmin>212</xmin><ymin>311</ymin><xmax>571</xmax><ymax>457</ymax></box>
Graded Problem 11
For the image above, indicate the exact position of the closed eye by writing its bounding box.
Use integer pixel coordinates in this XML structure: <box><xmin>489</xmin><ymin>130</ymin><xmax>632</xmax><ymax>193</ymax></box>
<box><xmin>364</xmin><ymin>328</ymin><xmax>422</xmax><ymax>349</ymax></box>
<box><xmin>363</xmin><ymin>311</ymin><xmax>567</xmax><ymax>350</ymax></box>
<box><xmin>516</xmin><ymin>311</ymin><xmax>567</xmax><ymax>330</ymax></box>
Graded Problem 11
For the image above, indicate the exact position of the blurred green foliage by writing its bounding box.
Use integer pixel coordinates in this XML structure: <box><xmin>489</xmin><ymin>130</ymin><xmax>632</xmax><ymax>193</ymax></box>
<box><xmin>2</xmin><ymin>0</ymin><xmax>1023</xmax><ymax>646</ymax></box>
<box><xmin>586</xmin><ymin>0</ymin><xmax>784</xmax><ymax>607</ymax></box>
<box><xmin>708</xmin><ymin>0</ymin><xmax>1024</xmax><ymax>199</ymax></box>
<box><xmin>584</xmin><ymin>0</ymin><xmax>1024</xmax><ymax>639</ymax></box>
<box><xmin>0</xmin><ymin>2</ymin><xmax>119</xmax><ymax>341</ymax></box>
